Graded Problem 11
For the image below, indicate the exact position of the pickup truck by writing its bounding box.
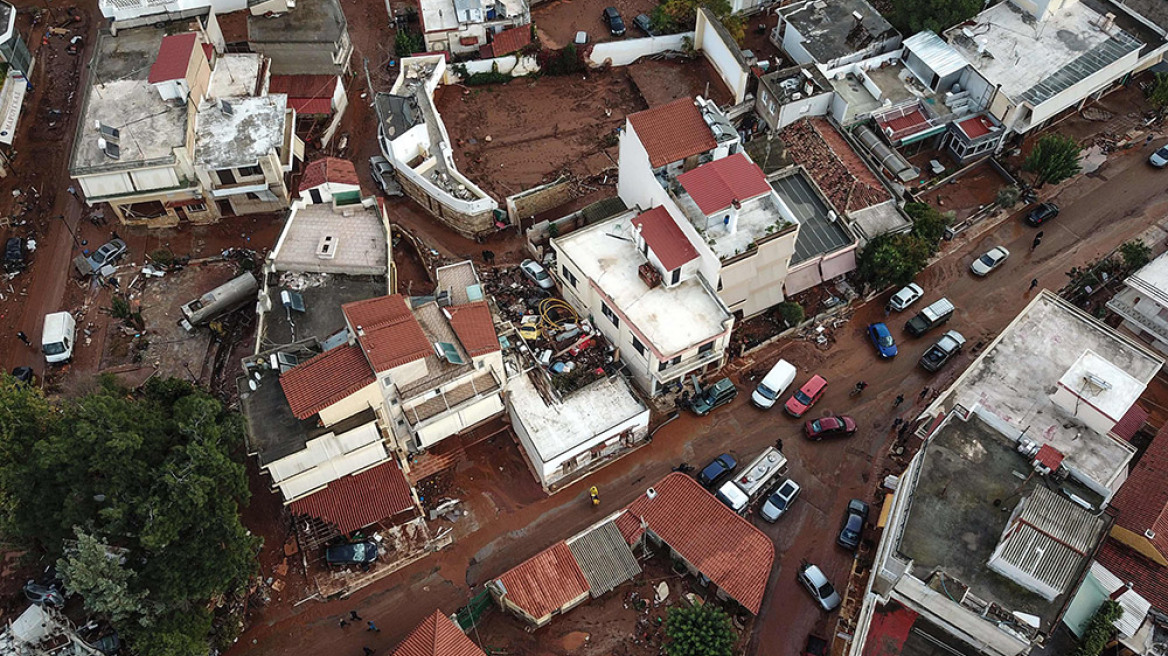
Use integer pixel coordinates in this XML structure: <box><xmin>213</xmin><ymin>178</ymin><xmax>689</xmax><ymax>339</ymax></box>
<box><xmin>919</xmin><ymin>330</ymin><xmax>965</xmax><ymax>372</ymax></box>
<box><xmin>905</xmin><ymin>298</ymin><xmax>954</xmax><ymax>337</ymax></box>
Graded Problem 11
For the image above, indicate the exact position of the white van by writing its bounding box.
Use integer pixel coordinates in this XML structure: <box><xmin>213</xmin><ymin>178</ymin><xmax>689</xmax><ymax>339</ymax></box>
<box><xmin>751</xmin><ymin>359</ymin><xmax>797</xmax><ymax>409</ymax></box>
<box><xmin>41</xmin><ymin>311</ymin><xmax>77</xmax><ymax>364</ymax></box>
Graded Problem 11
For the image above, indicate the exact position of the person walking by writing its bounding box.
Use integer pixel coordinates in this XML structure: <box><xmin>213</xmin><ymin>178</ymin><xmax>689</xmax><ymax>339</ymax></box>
<box><xmin>366</xmin><ymin>621</ymin><xmax>380</xmax><ymax>633</ymax></box>
<box><xmin>893</xmin><ymin>394</ymin><xmax>904</xmax><ymax>407</ymax></box>
<box><xmin>918</xmin><ymin>387</ymin><xmax>930</xmax><ymax>401</ymax></box>
<box><xmin>349</xmin><ymin>610</ymin><xmax>362</xmax><ymax>621</ymax></box>
<box><xmin>775</xmin><ymin>439</ymin><xmax>784</xmax><ymax>452</ymax></box>
<box><xmin>16</xmin><ymin>331</ymin><xmax>30</xmax><ymax>346</ymax></box>
<box><xmin>339</xmin><ymin>619</ymin><xmax>348</xmax><ymax>628</ymax></box>
<box><xmin>1029</xmin><ymin>278</ymin><xmax>1039</xmax><ymax>292</ymax></box>
<box><xmin>1031</xmin><ymin>231</ymin><xmax>1043</xmax><ymax>251</ymax></box>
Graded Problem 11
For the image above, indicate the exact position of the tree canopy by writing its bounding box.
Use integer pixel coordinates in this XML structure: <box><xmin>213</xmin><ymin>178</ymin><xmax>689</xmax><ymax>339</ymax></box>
<box><xmin>1023</xmin><ymin>133</ymin><xmax>1082</xmax><ymax>188</ymax></box>
<box><xmin>665</xmin><ymin>604</ymin><xmax>737</xmax><ymax>656</ymax></box>
<box><xmin>652</xmin><ymin>0</ymin><xmax>744</xmax><ymax>43</ymax></box>
<box><xmin>888</xmin><ymin>0</ymin><xmax>982</xmax><ymax>35</ymax></box>
<box><xmin>855</xmin><ymin>203</ymin><xmax>950</xmax><ymax>291</ymax></box>
<box><xmin>0</xmin><ymin>375</ymin><xmax>257</xmax><ymax>656</ymax></box>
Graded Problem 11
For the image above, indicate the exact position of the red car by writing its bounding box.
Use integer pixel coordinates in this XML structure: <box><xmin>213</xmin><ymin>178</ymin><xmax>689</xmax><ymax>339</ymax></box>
<box><xmin>785</xmin><ymin>375</ymin><xmax>827</xmax><ymax>417</ymax></box>
<box><xmin>804</xmin><ymin>415</ymin><xmax>857</xmax><ymax>440</ymax></box>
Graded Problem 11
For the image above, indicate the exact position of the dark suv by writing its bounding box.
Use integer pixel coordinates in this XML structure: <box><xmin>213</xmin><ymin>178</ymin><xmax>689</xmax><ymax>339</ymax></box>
<box><xmin>1025</xmin><ymin>202</ymin><xmax>1058</xmax><ymax>226</ymax></box>
<box><xmin>602</xmin><ymin>7</ymin><xmax>626</xmax><ymax>36</ymax></box>
<box><xmin>689</xmin><ymin>377</ymin><xmax>737</xmax><ymax>416</ymax></box>
<box><xmin>4</xmin><ymin>237</ymin><xmax>25</xmax><ymax>273</ymax></box>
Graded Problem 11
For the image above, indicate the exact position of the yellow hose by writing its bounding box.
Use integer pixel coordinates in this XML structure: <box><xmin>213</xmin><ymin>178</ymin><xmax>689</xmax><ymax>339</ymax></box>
<box><xmin>538</xmin><ymin>298</ymin><xmax>579</xmax><ymax>330</ymax></box>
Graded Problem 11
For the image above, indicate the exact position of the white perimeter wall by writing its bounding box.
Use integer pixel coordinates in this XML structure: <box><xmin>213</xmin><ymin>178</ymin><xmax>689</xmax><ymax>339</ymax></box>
<box><xmin>447</xmin><ymin>54</ymin><xmax>541</xmax><ymax>81</ymax></box>
<box><xmin>588</xmin><ymin>33</ymin><xmax>692</xmax><ymax>68</ymax></box>
<box><xmin>694</xmin><ymin>10</ymin><xmax>748</xmax><ymax>104</ymax></box>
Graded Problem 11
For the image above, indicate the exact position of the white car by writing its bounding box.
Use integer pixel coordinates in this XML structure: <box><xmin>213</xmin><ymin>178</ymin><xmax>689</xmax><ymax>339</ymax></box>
<box><xmin>520</xmin><ymin>259</ymin><xmax>555</xmax><ymax>290</ymax></box>
<box><xmin>1150</xmin><ymin>145</ymin><xmax>1168</xmax><ymax>168</ymax></box>
<box><xmin>759</xmin><ymin>479</ymin><xmax>800</xmax><ymax>522</ymax></box>
<box><xmin>797</xmin><ymin>563</ymin><xmax>841</xmax><ymax>612</ymax></box>
<box><xmin>888</xmin><ymin>283</ymin><xmax>923</xmax><ymax>311</ymax></box>
<box><xmin>971</xmin><ymin>246</ymin><xmax>1009</xmax><ymax>277</ymax></box>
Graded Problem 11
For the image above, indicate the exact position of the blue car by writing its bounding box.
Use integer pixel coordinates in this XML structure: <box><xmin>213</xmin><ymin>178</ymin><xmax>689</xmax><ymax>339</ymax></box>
<box><xmin>867</xmin><ymin>322</ymin><xmax>898</xmax><ymax>358</ymax></box>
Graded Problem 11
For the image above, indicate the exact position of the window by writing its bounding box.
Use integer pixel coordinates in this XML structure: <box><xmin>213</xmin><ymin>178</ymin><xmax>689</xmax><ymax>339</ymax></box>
<box><xmin>601</xmin><ymin>302</ymin><xmax>619</xmax><ymax>328</ymax></box>
<box><xmin>670</xmin><ymin>268</ymin><xmax>680</xmax><ymax>285</ymax></box>
<box><xmin>216</xmin><ymin>169</ymin><xmax>236</xmax><ymax>185</ymax></box>
<box><xmin>631</xmin><ymin>336</ymin><xmax>645</xmax><ymax>356</ymax></box>
<box><xmin>237</xmin><ymin>164</ymin><xmax>263</xmax><ymax>177</ymax></box>
<box><xmin>699</xmin><ymin>341</ymin><xmax>714</xmax><ymax>355</ymax></box>
<box><xmin>561</xmin><ymin>265</ymin><xmax>577</xmax><ymax>288</ymax></box>
<box><xmin>657</xmin><ymin>355</ymin><xmax>681</xmax><ymax>372</ymax></box>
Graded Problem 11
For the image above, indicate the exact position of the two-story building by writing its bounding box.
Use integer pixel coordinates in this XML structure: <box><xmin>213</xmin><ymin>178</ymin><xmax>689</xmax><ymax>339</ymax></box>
<box><xmin>1108</xmin><ymin>250</ymin><xmax>1168</xmax><ymax>355</ymax></box>
<box><xmin>69</xmin><ymin>26</ymin><xmax>301</xmax><ymax>226</ymax></box>
<box><xmin>418</xmin><ymin>0</ymin><xmax>531</xmax><ymax>55</ymax></box>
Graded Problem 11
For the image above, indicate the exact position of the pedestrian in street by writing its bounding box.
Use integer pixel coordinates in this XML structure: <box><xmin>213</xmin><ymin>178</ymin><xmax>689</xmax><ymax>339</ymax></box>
<box><xmin>1029</xmin><ymin>278</ymin><xmax>1039</xmax><ymax>292</ymax></box>
<box><xmin>775</xmin><ymin>438</ymin><xmax>784</xmax><ymax>452</ymax></box>
<box><xmin>367</xmin><ymin>621</ymin><xmax>380</xmax><ymax>633</ymax></box>
<box><xmin>349</xmin><ymin>610</ymin><xmax>361</xmax><ymax>621</ymax></box>
<box><xmin>894</xmin><ymin>394</ymin><xmax>904</xmax><ymax>407</ymax></box>
<box><xmin>339</xmin><ymin>619</ymin><xmax>348</xmax><ymax>628</ymax></box>
<box><xmin>919</xmin><ymin>387</ymin><xmax>930</xmax><ymax>401</ymax></box>
<box><xmin>1031</xmin><ymin>231</ymin><xmax>1043</xmax><ymax>251</ymax></box>
<box><xmin>1147</xmin><ymin>134</ymin><xmax>1156</xmax><ymax>147</ymax></box>
<box><xmin>16</xmin><ymin>331</ymin><xmax>30</xmax><ymax>346</ymax></box>
<box><xmin>892</xmin><ymin>418</ymin><xmax>903</xmax><ymax>429</ymax></box>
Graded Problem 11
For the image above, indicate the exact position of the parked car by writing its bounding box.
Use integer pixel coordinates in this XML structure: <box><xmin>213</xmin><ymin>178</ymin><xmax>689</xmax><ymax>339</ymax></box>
<box><xmin>689</xmin><ymin>377</ymin><xmax>737</xmax><ymax>416</ymax></box>
<box><xmin>633</xmin><ymin>13</ymin><xmax>656</xmax><ymax>36</ymax></box>
<box><xmin>86</xmin><ymin>238</ymin><xmax>128</xmax><ymax>273</ymax></box>
<box><xmin>325</xmin><ymin>540</ymin><xmax>379</xmax><ymax>565</ymax></box>
<box><xmin>90</xmin><ymin>632</ymin><xmax>120</xmax><ymax>655</ymax></box>
<box><xmin>750</xmin><ymin>359</ymin><xmax>796</xmax><ymax>409</ymax></box>
<box><xmin>602</xmin><ymin>7</ymin><xmax>626</xmax><ymax>36</ymax></box>
<box><xmin>23</xmin><ymin>581</ymin><xmax>64</xmax><ymax>608</ymax></box>
<box><xmin>759</xmin><ymin>479</ymin><xmax>801</xmax><ymax>522</ymax></box>
<box><xmin>867</xmin><ymin>322</ymin><xmax>898</xmax><ymax>358</ymax></box>
<box><xmin>1024</xmin><ymin>202</ymin><xmax>1058</xmax><ymax>226</ymax></box>
<box><xmin>697</xmin><ymin>453</ymin><xmax>737</xmax><ymax>489</ymax></box>
<box><xmin>797</xmin><ymin>563</ymin><xmax>841</xmax><ymax>612</ymax></box>
<box><xmin>370</xmin><ymin>155</ymin><xmax>396</xmax><ymax>195</ymax></box>
<box><xmin>520</xmin><ymin>259</ymin><xmax>555</xmax><ymax>289</ymax></box>
<box><xmin>971</xmin><ymin>246</ymin><xmax>1009</xmax><ymax>276</ymax></box>
<box><xmin>837</xmin><ymin>499</ymin><xmax>869</xmax><ymax>551</ymax></box>
<box><xmin>920</xmin><ymin>330</ymin><xmax>966</xmax><ymax>372</ymax></box>
<box><xmin>1150</xmin><ymin>144</ymin><xmax>1168</xmax><ymax>167</ymax></box>
<box><xmin>785</xmin><ymin>375</ymin><xmax>827</xmax><ymax>417</ymax></box>
<box><xmin>804</xmin><ymin>415</ymin><xmax>857</xmax><ymax>440</ymax></box>
<box><xmin>904</xmin><ymin>298</ymin><xmax>955</xmax><ymax>337</ymax></box>
<box><xmin>4</xmin><ymin>237</ymin><xmax>26</xmax><ymax>273</ymax></box>
<box><xmin>887</xmin><ymin>283</ymin><xmax>923</xmax><ymax>312</ymax></box>
<box><xmin>10</xmin><ymin>366</ymin><xmax>33</xmax><ymax>385</ymax></box>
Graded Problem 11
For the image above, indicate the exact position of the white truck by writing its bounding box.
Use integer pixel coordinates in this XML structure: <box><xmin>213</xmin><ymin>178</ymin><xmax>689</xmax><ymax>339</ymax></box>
<box><xmin>715</xmin><ymin>447</ymin><xmax>788</xmax><ymax>514</ymax></box>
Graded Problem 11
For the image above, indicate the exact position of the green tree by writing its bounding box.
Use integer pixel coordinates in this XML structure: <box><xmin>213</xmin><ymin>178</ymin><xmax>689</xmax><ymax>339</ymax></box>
<box><xmin>1148</xmin><ymin>73</ymin><xmax>1168</xmax><ymax>112</ymax></box>
<box><xmin>856</xmin><ymin>233</ymin><xmax>932</xmax><ymax>291</ymax></box>
<box><xmin>1120</xmin><ymin>240</ymin><xmax>1152</xmax><ymax>272</ymax></box>
<box><xmin>888</xmin><ymin>0</ymin><xmax>982</xmax><ymax>34</ymax></box>
<box><xmin>777</xmin><ymin>301</ymin><xmax>805</xmax><ymax>327</ymax></box>
<box><xmin>1072</xmin><ymin>600</ymin><xmax>1122</xmax><ymax>656</ymax></box>
<box><xmin>394</xmin><ymin>29</ymin><xmax>423</xmax><ymax>57</ymax></box>
<box><xmin>1023</xmin><ymin>133</ymin><xmax>1082</xmax><ymax>188</ymax></box>
<box><xmin>0</xmin><ymin>376</ymin><xmax>257</xmax><ymax>656</ymax></box>
<box><xmin>665</xmin><ymin>604</ymin><xmax>737</xmax><ymax>656</ymax></box>
<box><xmin>905</xmin><ymin>202</ymin><xmax>950</xmax><ymax>245</ymax></box>
<box><xmin>654</xmin><ymin>0</ymin><xmax>743</xmax><ymax>42</ymax></box>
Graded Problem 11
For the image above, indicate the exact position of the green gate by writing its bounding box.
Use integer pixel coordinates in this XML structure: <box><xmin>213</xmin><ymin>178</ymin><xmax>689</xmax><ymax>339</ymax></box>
<box><xmin>455</xmin><ymin>589</ymin><xmax>493</xmax><ymax>632</ymax></box>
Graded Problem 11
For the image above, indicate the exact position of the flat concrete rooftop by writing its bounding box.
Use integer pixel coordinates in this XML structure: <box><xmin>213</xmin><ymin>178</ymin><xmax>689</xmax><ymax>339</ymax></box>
<box><xmin>248</xmin><ymin>0</ymin><xmax>346</xmax><ymax>43</ymax></box>
<box><xmin>262</xmin><ymin>273</ymin><xmax>388</xmax><ymax>347</ymax></box>
<box><xmin>195</xmin><ymin>94</ymin><xmax>288</xmax><ymax>169</ymax></box>
<box><xmin>72</xmin><ymin>28</ymin><xmax>188</xmax><ymax>173</ymax></box>
<box><xmin>271</xmin><ymin>202</ymin><xmax>387</xmax><ymax>276</ymax></box>
<box><xmin>781</xmin><ymin>0</ymin><xmax>896</xmax><ymax>64</ymax></box>
<box><xmin>209</xmin><ymin>53</ymin><xmax>262</xmax><ymax>98</ymax></box>
<box><xmin>420</xmin><ymin>0</ymin><xmax>459</xmax><ymax>32</ymax></box>
<box><xmin>554</xmin><ymin>211</ymin><xmax>730</xmax><ymax>357</ymax></box>
<box><xmin>930</xmin><ymin>291</ymin><xmax>1162</xmax><ymax>489</ymax></box>
<box><xmin>897</xmin><ymin>412</ymin><xmax>1103</xmax><ymax>629</ymax></box>
<box><xmin>946</xmin><ymin>0</ymin><xmax>1140</xmax><ymax>104</ymax></box>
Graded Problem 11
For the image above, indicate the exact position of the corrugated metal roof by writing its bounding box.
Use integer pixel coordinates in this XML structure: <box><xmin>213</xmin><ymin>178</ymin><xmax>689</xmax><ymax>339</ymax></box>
<box><xmin>903</xmin><ymin>31</ymin><xmax>968</xmax><ymax>79</ymax></box>
<box><xmin>1019</xmin><ymin>30</ymin><xmax>1141</xmax><ymax>106</ymax></box>
<box><xmin>989</xmin><ymin>486</ymin><xmax>1104</xmax><ymax>596</ymax></box>
<box><xmin>1090</xmin><ymin>560</ymin><xmax>1151</xmax><ymax>638</ymax></box>
<box><xmin>566</xmin><ymin>521</ymin><xmax>641</xmax><ymax>598</ymax></box>
<box><xmin>267</xmin><ymin>421</ymin><xmax>388</xmax><ymax>502</ymax></box>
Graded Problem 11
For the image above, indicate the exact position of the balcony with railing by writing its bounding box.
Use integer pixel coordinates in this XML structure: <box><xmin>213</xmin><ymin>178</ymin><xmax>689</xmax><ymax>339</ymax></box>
<box><xmin>653</xmin><ymin>346</ymin><xmax>724</xmax><ymax>385</ymax></box>
<box><xmin>1107</xmin><ymin>289</ymin><xmax>1168</xmax><ymax>344</ymax></box>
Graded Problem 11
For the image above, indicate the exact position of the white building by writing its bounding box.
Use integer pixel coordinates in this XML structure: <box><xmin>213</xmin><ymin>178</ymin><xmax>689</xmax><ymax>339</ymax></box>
<box><xmin>1108</xmin><ymin>250</ymin><xmax>1168</xmax><ymax>356</ymax></box>
<box><xmin>775</xmin><ymin>0</ymin><xmax>901</xmax><ymax>72</ymax></box>
<box><xmin>418</xmin><ymin>0</ymin><xmax>531</xmax><ymax>55</ymax></box>
<box><xmin>98</xmin><ymin>0</ymin><xmax>249</xmax><ymax>30</ymax></box>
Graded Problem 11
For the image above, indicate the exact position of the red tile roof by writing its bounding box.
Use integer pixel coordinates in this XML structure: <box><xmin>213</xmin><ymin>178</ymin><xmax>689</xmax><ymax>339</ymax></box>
<box><xmin>446</xmin><ymin>302</ymin><xmax>499</xmax><ymax>357</ymax></box>
<box><xmin>779</xmin><ymin>118</ymin><xmax>891</xmax><ymax>214</ymax></box>
<box><xmin>1096</xmin><ymin>540</ymin><xmax>1168</xmax><ymax>613</ymax></box>
<box><xmin>677</xmin><ymin>153</ymin><xmax>771</xmax><ymax>215</ymax></box>
<box><xmin>630</xmin><ymin>206</ymin><xmax>698</xmax><ymax>272</ymax></box>
<box><xmin>288</xmin><ymin>461</ymin><xmax>415</xmax><ymax>534</ymax></box>
<box><xmin>485</xmin><ymin>25</ymin><xmax>532</xmax><ymax>57</ymax></box>
<box><xmin>627</xmin><ymin>98</ymin><xmax>718</xmax><ymax>168</ymax></box>
<box><xmin>280</xmin><ymin>344</ymin><xmax>376</xmax><ymax>420</ymax></box>
<box><xmin>495</xmin><ymin>542</ymin><xmax>590</xmax><ymax>621</ymax></box>
<box><xmin>1034</xmin><ymin>444</ymin><xmax>1065</xmax><ymax>471</ymax></box>
<box><xmin>625</xmin><ymin>473</ymin><xmax>774</xmax><ymax>613</ymax></box>
<box><xmin>957</xmin><ymin>115</ymin><xmax>994</xmax><ymax>140</ymax></box>
<box><xmin>1112</xmin><ymin>404</ymin><xmax>1149</xmax><ymax>442</ymax></box>
<box><xmin>148</xmin><ymin>33</ymin><xmax>199</xmax><ymax>84</ymax></box>
<box><xmin>343</xmin><ymin>295</ymin><xmax>433</xmax><ymax>372</ymax></box>
<box><xmin>391</xmin><ymin>610</ymin><xmax>485</xmax><ymax>656</ymax></box>
<box><xmin>1110</xmin><ymin>422</ymin><xmax>1168</xmax><ymax>558</ymax></box>
<box><xmin>299</xmin><ymin>157</ymin><xmax>360</xmax><ymax>192</ymax></box>
<box><xmin>614</xmin><ymin>510</ymin><xmax>644</xmax><ymax>545</ymax></box>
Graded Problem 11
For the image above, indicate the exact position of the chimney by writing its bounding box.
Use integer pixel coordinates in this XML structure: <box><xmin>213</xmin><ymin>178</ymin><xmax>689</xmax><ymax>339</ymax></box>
<box><xmin>726</xmin><ymin>199</ymin><xmax>742</xmax><ymax>235</ymax></box>
<box><xmin>1109</xmin><ymin>582</ymin><xmax>1133</xmax><ymax>601</ymax></box>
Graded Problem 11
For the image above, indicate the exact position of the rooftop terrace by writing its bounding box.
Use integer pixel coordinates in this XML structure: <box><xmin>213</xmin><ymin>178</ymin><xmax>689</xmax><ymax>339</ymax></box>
<box><xmin>248</xmin><ymin>0</ymin><xmax>346</xmax><ymax>43</ymax></box>
<box><xmin>270</xmin><ymin>201</ymin><xmax>387</xmax><ymax>276</ymax></box>
<box><xmin>780</xmin><ymin>0</ymin><xmax>897</xmax><ymax>64</ymax></box>
<box><xmin>72</xmin><ymin>27</ymin><xmax>188</xmax><ymax>173</ymax></box>
<box><xmin>195</xmin><ymin>94</ymin><xmax>288</xmax><ymax>169</ymax></box>
<box><xmin>261</xmin><ymin>273</ymin><xmax>388</xmax><ymax>347</ymax></box>
<box><xmin>208</xmin><ymin>53</ymin><xmax>262</xmax><ymax>99</ymax></box>
<box><xmin>554</xmin><ymin>211</ymin><xmax>730</xmax><ymax>357</ymax></box>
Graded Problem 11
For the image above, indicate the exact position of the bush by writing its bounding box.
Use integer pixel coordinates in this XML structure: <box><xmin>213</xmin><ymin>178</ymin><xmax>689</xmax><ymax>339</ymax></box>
<box><xmin>995</xmin><ymin>186</ymin><xmax>1020</xmax><ymax>208</ymax></box>
<box><xmin>149</xmin><ymin>248</ymin><xmax>175</xmax><ymax>267</ymax></box>
<box><xmin>111</xmin><ymin>295</ymin><xmax>132</xmax><ymax>320</ymax></box>
<box><xmin>538</xmin><ymin>44</ymin><xmax>584</xmax><ymax>76</ymax></box>
<box><xmin>665</xmin><ymin>604</ymin><xmax>736</xmax><ymax>656</ymax></box>
<box><xmin>777</xmin><ymin>301</ymin><xmax>804</xmax><ymax>327</ymax></box>
<box><xmin>1071</xmin><ymin>600</ymin><xmax>1122</xmax><ymax>656</ymax></box>
<box><xmin>1120</xmin><ymin>240</ymin><xmax>1152</xmax><ymax>272</ymax></box>
<box><xmin>394</xmin><ymin>29</ymin><xmax>424</xmax><ymax>57</ymax></box>
<box><xmin>905</xmin><ymin>202</ymin><xmax>950</xmax><ymax>246</ymax></box>
<box><xmin>856</xmin><ymin>233</ymin><xmax>932</xmax><ymax>292</ymax></box>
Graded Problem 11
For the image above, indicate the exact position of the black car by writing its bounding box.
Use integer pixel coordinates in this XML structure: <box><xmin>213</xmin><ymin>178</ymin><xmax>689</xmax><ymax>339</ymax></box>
<box><xmin>4</xmin><ymin>237</ymin><xmax>25</xmax><ymax>273</ymax></box>
<box><xmin>10</xmin><ymin>367</ymin><xmax>33</xmax><ymax>385</ymax></box>
<box><xmin>1024</xmin><ymin>202</ymin><xmax>1058</xmax><ymax>226</ymax></box>
<box><xmin>697</xmin><ymin>453</ymin><xmax>737</xmax><ymax>489</ymax></box>
<box><xmin>837</xmin><ymin>499</ymin><xmax>869</xmax><ymax>550</ymax></box>
<box><xmin>325</xmin><ymin>540</ymin><xmax>379</xmax><ymax>565</ymax></box>
<box><xmin>603</xmin><ymin>7</ymin><xmax>626</xmax><ymax>36</ymax></box>
<box><xmin>633</xmin><ymin>13</ymin><xmax>656</xmax><ymax>36</ymax></box>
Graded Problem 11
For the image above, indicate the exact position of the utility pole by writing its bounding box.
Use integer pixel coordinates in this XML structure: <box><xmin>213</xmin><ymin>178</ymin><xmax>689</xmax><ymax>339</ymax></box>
<box><xmin>363</xmin><ymin>56</ymin><xmax>374</xmax><ymax>98</ymax></box>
